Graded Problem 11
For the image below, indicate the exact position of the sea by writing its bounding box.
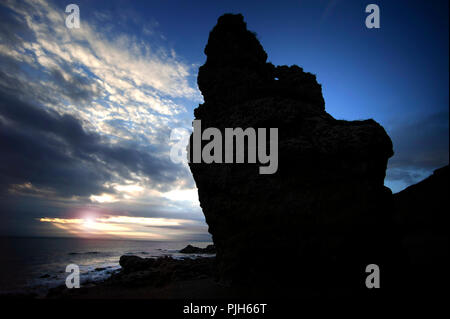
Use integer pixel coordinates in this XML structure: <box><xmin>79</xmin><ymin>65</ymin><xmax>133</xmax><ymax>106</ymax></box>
<box><xmin>0</xmin><ymin>237</ymin><xmax>213</xmax><ymax>296</ymax></box>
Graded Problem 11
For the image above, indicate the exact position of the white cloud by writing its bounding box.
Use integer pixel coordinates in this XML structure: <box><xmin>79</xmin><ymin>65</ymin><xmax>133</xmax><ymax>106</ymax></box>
<box><xmin>1</xmin><ymin>0</ymin><xmax>201</xmax><ymax>142</ymax></box>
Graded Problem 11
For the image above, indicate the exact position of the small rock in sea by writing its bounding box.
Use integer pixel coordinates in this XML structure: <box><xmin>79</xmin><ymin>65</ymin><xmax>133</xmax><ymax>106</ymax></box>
<box><xmin>119</xmin><ymin>255</ymin><xmax>155</xmax><ymax>273</ymax></box>
<box><xmin>179</xmin><ymin>244</ymin><xmax>216</xmax><ymax>254</ymax></box>
<box><xmin>40</xmin><ymin>274</ymin><xmax>50</xmax><ymax>279</ymax></box>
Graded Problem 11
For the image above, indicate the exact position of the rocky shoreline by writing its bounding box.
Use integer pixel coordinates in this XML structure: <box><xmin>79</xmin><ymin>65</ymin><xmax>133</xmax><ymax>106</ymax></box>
<box><xmin>45</xmin><ymin>245</ymin><xmax>223</xmax><ymax>299</ymax></box>
<box><xmin>46</xmin><ymin>164</ymin><xmax>449</xmax><ymax>299</ymax></box>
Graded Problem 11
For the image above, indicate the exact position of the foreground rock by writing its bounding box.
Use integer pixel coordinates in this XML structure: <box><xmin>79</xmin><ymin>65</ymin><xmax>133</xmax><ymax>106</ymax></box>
<box><xmin>189</xmin><ymin>13</ymin><xmax>396</xmax><ymax>293</ymax></box>
<box><xmin>47</xmin><ymin>255</ymin><xmax>278</xmax><ymax>299</ymax></box>
<box><xmin>113</xmin><ymin>256</ymin><xmax>214</xmax><ymax>287</ymax></box>
<box><xmin>179</xmin><ymin>244</ymin><xmax>216</xmax><ymax>254</ymax></box>
<box><xmin>119</xmin><ymin>255</ymin><xmax>156</xmax><ymax>273</ymax></box>
<box><xmin>394</xmin><ymin>165</ymin><xmax>448</xmax><ymax>230</ymax></box>
<box><xmin>47</xmin><ymin>256</ymin><xmax>219</xmax><ymax>298</ymax></box>
<box><xmin>393</xmin><ymin>165</ymin><xmax>449</xmax><ymax>291</ymax></box>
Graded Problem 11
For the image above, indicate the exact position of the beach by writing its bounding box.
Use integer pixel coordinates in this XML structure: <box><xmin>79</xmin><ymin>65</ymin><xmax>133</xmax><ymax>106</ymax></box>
<box><xmin>0</xmin><ymin>237</ymin><xmax>213</xmax><ymax>297</ymax></box>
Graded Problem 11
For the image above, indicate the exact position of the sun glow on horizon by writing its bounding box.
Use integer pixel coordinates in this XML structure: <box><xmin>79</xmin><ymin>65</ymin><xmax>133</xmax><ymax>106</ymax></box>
<box><xmin>39</xmin><ymin>215</ymin><xmax>202</xmax><ymax>240</ymax></box>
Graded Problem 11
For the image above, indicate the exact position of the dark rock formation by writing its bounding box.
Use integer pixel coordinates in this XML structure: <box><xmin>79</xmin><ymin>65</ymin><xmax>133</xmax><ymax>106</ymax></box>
<box><xmin>179</xmin><ymin>244</ymin><xmax>216</xmax><ymax>254</ymax></box>
<box><xmin>47</xmin><ymin>256</ymin><xmax>216</xmax><ymax>298</ymax></box>
<box><xmin>189</xmin><ymin>14</ymin><xmax>396</xmax><ymax>294</ymax></box>
<box><xmin>393</xmin><ymin>165</ymin><xmax>449</xmax><ymax>292</ymax></box>
<box><xmin>119</xmin><ymin>255</ymin><xmax>155</xmax><ymax>273</ymax></box>
<box><xmin>394</xmin><ymin>165</ymin><xmax>448</xmax><ymax>230</ymax></box>
<box><xmin>113</xmin><ymin>256</ymin><xmax>214</xmax><ymax>288</ymax></box>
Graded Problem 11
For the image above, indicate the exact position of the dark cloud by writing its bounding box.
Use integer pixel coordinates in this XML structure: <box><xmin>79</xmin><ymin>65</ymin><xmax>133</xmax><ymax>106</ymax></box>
<box><xmin>0</xmin><ymin>54</ymin><xmax>99</xmax><ymax>110</ymax></box>
<box><xmin>48</xmin><ymin>67</ymin><xmax>99</xmax><ymax>103</ymax></box>
<box><xmin>385</xmin><ymin>167</ymin><xmax>425</xmax><ymax>186</ymax></box>
<box><xmin>0</xmin><ymin>91</ymin><xmax>183</xmax><ymax>198</ymax></box>
<box><xmin>385</xmin><ymin>111</ymin><xmax>449</xmax><ymax>188</ymax></box>
<box><xmin>0</xmin><ymin>4</ymin><xmax>35</xmax><ymax>46</ymax></box>
<box><xmin>388</xmin><ymin>111</ymin><xmax>448</xmax><ymax>169</ymax></box>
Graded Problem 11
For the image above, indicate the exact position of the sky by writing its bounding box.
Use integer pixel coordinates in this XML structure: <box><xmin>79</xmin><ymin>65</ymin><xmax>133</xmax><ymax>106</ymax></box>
<box><xmin>0</xmin><ymin>0</ymin><xmax>448</xmax><ymax>240</ymax></box>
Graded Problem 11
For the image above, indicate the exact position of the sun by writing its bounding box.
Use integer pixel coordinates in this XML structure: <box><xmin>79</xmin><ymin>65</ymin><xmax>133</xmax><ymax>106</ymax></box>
<box><xmin>83</xmin><ymin>218</ymin><xmax>96</xmax><ymax>229</ymax></box>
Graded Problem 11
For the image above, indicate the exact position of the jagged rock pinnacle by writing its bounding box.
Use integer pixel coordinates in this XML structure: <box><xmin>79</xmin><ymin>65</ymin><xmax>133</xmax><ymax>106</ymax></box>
<box><xmin>189</xmin><ymin>14</ymin><xmax>394</xmax><ymax>294</ymax></box>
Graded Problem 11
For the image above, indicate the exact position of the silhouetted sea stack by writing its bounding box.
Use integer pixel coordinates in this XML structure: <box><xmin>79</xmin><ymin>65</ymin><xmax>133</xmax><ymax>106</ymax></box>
<box><xmin>189</xmin><ymin>14</ymin><xmax>397</xmax><ymax>295</ymax></box>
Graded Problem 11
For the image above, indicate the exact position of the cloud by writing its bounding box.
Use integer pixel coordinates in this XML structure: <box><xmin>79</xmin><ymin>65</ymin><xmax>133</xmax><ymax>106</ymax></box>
<box><xmin>0</xmin><ymin>0</ymin><xmax>205</xmax><ymax>238</ymax></box>
<box><xmin>0</xmin><ymin>91</ymin><xmax>191</xmax><ymax>197</ymax></box>
<box><xmin>388</xmin><ymin>111</ymin><xmax>448</xmax><ymax>170</ymax></box>
<box><xmin>0</xmin><ymin>0</ymin><xmax>201</xmax><ymax>136</ymax></box>
<box><xmin>385</xmin><ymin>111</ymin><xmax>449</xmax><ymax>192</ymax></box>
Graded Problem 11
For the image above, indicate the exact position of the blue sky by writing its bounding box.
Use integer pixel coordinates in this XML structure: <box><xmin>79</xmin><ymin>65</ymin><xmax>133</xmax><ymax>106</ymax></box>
<box><xmin>0</xmin><ymin>0</ymin><xmax>448</xmax><ymax>239</ymax></box>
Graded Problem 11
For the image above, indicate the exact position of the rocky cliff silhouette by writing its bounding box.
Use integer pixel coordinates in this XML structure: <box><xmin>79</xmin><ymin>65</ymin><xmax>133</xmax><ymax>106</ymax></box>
<box><xmin>393</xmin><ymin>165</ymin><xmax>449</xmax><ymax>293</ymax></box>
<box><xmin>188</xmin><ymin>14</ymin><xmax>408</xmax><ymax>296</ymax></box>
